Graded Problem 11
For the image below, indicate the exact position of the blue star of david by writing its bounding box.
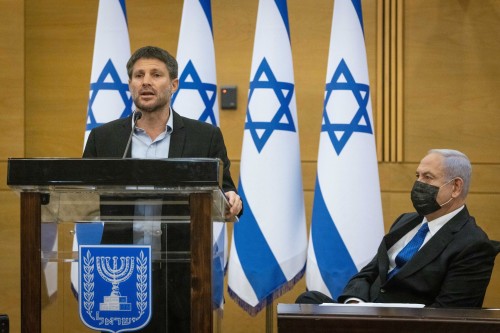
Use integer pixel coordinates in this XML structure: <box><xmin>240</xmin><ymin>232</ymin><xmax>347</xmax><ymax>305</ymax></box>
<box><xmin>171</xmin><ymin>60</ymin><xmax>217</xmax><ymax>125</ymax></box>
<box><xmin>322</xmin><ymin>58</ymin><xmax>373</xmax><ymax>155</ymax></box>
<box><xmin>86</xmin><ymin>59</ymin><xmax>132</xmax><ymax>131</ymax></box>
<box><xmin>245</xmin><ymin>58</ymin><xmax>296</xmax><ymax>153</ymax></box>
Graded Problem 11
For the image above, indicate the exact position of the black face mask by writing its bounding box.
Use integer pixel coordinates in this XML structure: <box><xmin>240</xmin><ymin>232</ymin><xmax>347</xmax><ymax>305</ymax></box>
<box><xmin>410</xmin><ymin>180</ymin><xmax>453</xmax><ymax>216</ymax></box>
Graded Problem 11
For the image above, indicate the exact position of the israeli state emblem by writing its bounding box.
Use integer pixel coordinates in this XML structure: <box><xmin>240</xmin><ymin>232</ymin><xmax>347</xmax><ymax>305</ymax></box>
<box><xmin>79</xmin><ymin>245</ymin><xmax>152</xmax><ymax>332</ymax></box>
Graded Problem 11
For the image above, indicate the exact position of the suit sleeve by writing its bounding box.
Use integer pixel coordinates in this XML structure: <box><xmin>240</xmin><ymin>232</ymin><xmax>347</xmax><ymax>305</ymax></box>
<box><xmin>337</xmin><ymin>213</ymin><xmax>409</xmax><ymax>303</ymax></box>
<box><xmin>209</xmin><ymin>126</ymin><xmax>237</xmax><ymax>193</ymax></box>
<box><xmin>337</xmin><ymin>253</ymin><xmax>380</xmax><ymax>303</ymax></box>
<box><xmin>208</xmin><ymin>126</ymin><xmax>243</xmax><ymax>217</ymax></box>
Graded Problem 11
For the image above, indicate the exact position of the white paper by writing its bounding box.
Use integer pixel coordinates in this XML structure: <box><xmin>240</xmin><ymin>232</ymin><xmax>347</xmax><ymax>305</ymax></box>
<box><xmin>320</xmin><ymin>302</ymin><xmax>425</xmax><ymax>308</ymax></box>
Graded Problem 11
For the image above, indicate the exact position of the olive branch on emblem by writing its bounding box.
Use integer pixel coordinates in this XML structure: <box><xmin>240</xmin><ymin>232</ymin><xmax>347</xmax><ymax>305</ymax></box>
<box><xmin>135</xmin><ymin>251</ymin><xmax>148</xmax><ymax>318</ymax></box>
<box><xmin>83</xmin><ymin>250</ymin><xmax>95</xmax><ymax>319</ymax></box>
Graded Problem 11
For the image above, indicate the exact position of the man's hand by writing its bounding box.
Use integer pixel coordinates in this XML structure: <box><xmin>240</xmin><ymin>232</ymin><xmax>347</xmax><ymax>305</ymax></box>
<box><xmin>345</xmin><ymin>300</ymin><xmax>360</xmax><ymax>304</ymax></box>
<box><xmin>225</xmin><ymin>191</ymin><xmax>242</xmax><ymax>219</ymax></box>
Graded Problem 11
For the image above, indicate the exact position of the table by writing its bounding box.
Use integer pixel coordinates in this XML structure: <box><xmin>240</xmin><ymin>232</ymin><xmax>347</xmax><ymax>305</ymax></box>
<box><xmin>277</xmin><ymin>304</ymin><xmax>500</xmax><ymax>333</ymax></box>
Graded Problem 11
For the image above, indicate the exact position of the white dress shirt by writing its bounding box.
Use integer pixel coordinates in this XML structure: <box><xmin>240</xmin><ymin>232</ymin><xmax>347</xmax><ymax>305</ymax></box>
<box><xmin>131</xmin><ymin>111</ymin><xmax>173</xmax><ymax>250</ymax></box>
<box><xmin>386</xmin><ymin>205</ymin><xmax>464</xmax><ymax>272</ymax></box>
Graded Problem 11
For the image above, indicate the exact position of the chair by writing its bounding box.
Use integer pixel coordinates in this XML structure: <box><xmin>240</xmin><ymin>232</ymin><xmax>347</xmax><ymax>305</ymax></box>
<box><xmin>491</xmin><ymin>240</ymin><xmax>500</xmax><ymax>254</ymax></box>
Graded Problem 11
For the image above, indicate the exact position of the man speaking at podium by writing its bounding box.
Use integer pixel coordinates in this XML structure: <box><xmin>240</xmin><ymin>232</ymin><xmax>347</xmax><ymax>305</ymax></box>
<box><xmin>298</xmin><ymin>149</ymin><xmax>497</xmax><ymax>308</ymax></box>
<box><xmin>83</xmin><ymin>46</ymin><xmax>242</xmax><ymax>332</ymax></box>
<box><xmin>84</xmin><ymin>45</ymin><xmax>242</xmax><ymax>219</ymax></box>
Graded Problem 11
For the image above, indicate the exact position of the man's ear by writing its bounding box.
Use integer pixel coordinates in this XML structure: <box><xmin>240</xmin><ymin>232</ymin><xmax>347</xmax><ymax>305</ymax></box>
<box><xmin>171</xmin><ymin>78</ymin><xmax>179</xmax><ymax>93</ymax></box>
<box><xmin>452</xmin><ymin>177</ymin><xmax>464</xmax><ymax>198</ymax></box>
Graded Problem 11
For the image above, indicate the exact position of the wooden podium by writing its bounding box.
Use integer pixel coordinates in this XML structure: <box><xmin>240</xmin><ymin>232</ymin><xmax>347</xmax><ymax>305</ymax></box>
<box><xmin>7</xmin><ymin>158</ymin><xmax>232</xmax><ymax>333</ymax></box>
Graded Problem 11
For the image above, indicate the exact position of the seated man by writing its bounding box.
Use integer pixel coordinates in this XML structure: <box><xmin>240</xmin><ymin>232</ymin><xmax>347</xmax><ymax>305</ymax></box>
<box><xmin>297</xmin><ymin>149</ymin><xmax>497</xmax><ymax>307</ymax></box>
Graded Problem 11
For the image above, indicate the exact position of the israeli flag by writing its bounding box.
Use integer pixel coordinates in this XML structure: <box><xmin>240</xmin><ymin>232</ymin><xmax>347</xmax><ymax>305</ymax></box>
<box><xmin>73</xmin><ymin>0</ymin><xmax>131</xmax><ymax>295</ymax></box>
<box><xmin>171</xmin><ymin>0</ymin><xmax>226</xmax><ymax>309</ymax></box>
<box><xmin>172</xmin><ymin>0</ymin><xmax>218</xmax><ymax>126</ymax></box>
<box><xmin>227</xmin><ymin>0</ymin><xmax>307</xmax><ymax>315</ymax></box>
<box><xmin>305</xmin><ymin>0</ymin><xmax>384</xmax><ymax>300</ymax></box>
<box><xmin>83</xmin><ymin>0</ymin><xmax>132</xmax><ymax>145</ymax></box>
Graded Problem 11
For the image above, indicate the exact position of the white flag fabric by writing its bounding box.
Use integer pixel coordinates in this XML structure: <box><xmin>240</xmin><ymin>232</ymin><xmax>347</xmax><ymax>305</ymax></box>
<box><xmin>228</xmin><ymin>0</ymin><xmax>307</xmax><ymax>315</ymax></box>
<box><xmin>83</xmin><ymin>0</ymin><xmax>132</xmax><ymax>145</ymax></box>
<box><xmin>72</xmin><ymin>0</ymin><xmax>131</xmax><ymax>295</ymax></box>
<box><xmin>172</xmin><ymin>0</ymin><xmax>218</xmax><ymax>126</ymax></box>
<box><xmin>305</xmin><ymin>0</ymin><xmax>384</xmax><ymax>300</ymax></box>
<box><xmin>172</xmin><ymin>0</ymin><xmax>226</xmax><ymax>309</ymax></box>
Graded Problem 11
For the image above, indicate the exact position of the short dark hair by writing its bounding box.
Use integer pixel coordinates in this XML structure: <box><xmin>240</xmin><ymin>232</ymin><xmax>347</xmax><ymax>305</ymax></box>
<box><xmin>126</xmin><ymin>46</ymin><xmax>178</xmax><ymax>80</ymax></box>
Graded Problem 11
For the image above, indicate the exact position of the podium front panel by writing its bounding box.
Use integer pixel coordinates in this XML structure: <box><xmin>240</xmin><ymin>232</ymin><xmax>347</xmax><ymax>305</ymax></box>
<box><xmin>8</xmin><ymin>158</ymin><xmax>230</xmax><ymax>333</ymax></box>
<box><xmin>36</xmin><ymin>189</ymin><xmax>223</xmax><ymax>333</ymax></box>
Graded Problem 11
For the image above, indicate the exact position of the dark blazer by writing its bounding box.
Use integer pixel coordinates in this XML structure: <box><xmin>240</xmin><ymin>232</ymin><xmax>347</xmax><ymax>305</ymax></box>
<box><xmin>83</xmin><ymin>110</ymin><xmax>238</xmax><ymax>332</ymax></box>
<box><xmin>83</xmin><ymin>109</ymin><xmax>240</xmax><ymax>242</ymax></box>
<box><xmin>338</xmin><ymin>206</ymin><xmax>496</xmax><ymax>308</ymax></box>
<box><xmin>83</xmin><ymin>110</ymin><xmax>237</xmax><ymax>193</ymax></box>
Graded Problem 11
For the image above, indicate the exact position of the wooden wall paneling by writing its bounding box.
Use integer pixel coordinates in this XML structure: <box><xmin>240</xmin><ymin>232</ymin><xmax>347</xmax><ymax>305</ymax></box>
<box><xmin>485</xmin><ymin>257</ymin><xmax>500</xmax><ymax>308</ymax></box>
<box><xmin>377</xmin><ymin>0</ymin><xmax>404</xmax><ymax>162</ymax></box>
<box><xmin>289</xmin><ymin>0</ymin><xmax>331</xmax><ymax>164</ymax></box>
<box><xmin>466</xmin><ymin>194</ymin><xmax>500</xmax><ymax>242</ymax></box>
<box><xmin>0</xmin><ymin>162</ymin><xmax>9</xmax><ymax>191</ymax></box>
<box><xmin>0</xmin><ymin>192</ymin><xmax>21</xmax><ymax>333</ymax></box>
<box><xmin>213</xmin><ymin>1</ymin><xmax>258</xmax><ymax>163</ymax></box>
<box><xmin>403</xmin><ymin>0</ymin><xmax>500</xmax><ymax>163</ymax></box>
<box><xmin>127</xmin><ymin>0</ymin><xmax>181</xmax><ymax>52</ymax></box>
<box><xmin>0</xmin><ymin>0</ymin><xmax>24</xmax><ymax>331</ymax></box>
<box><xmin>396</xmin><ymin>0</ymin><xmax>404</xmax><ymax>160</ymax></box>
<box><xmin>382</xmin><ymin>0</ymin><xmax>391</xmax><ymax>161</ymax></box>
<box><xmin>0</xmin><ymin>0</ymin><xmax>24</xmax><ymax>160</ymax></box>
<box><xmin>390</xmin><ymin>0</ymin><xmax>397</xmax><ymax>162</ymax></box>
<box><xmin>25</xmin><ymin>0</ymin><xmax>96</xmax><ymax>158</ymax></box>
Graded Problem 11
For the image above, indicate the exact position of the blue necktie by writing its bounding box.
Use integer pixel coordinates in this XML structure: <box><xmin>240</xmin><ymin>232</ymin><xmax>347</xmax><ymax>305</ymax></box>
<box><xmin>388</xmin><ymin>222</ymin><xmax>429</xmax><ymax>279</ymax></box>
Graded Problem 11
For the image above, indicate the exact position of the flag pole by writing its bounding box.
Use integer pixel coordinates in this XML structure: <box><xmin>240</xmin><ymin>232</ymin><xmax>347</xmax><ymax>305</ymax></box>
<box><xmin>266</xmin><ymin>302</ymin><xmax>274</xmax><ymax>333</ymax></box>
<box><xmin>214</xmin><ymin>308</ymin><xmax>222</xmax><ymax>333</ymax></box>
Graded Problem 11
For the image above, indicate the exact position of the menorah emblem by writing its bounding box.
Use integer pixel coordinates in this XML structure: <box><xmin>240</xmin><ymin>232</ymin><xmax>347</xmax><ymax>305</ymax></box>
<box><xmin>96</xmin><ymin>256</ymin><xmax>135</xmax><ymax>311</ymax></box>
<box><xmin>79</xmin><ymin>245</ymin><xmax>151</xmax><ymax>332</ymax></box>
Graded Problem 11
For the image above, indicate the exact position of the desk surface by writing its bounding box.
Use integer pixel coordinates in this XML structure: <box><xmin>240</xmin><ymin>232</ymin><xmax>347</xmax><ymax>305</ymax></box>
<box><xmin>277</xmin><ymin>304</ymin><xmax>500</xmax><ymax>333</ymax></box>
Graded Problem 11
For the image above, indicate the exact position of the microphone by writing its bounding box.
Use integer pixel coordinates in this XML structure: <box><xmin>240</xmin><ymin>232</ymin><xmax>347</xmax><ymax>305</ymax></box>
<box><xmin>122</xmin><ymin>111</ymin><xmax>142</xmax><ymax>158</ymax></box>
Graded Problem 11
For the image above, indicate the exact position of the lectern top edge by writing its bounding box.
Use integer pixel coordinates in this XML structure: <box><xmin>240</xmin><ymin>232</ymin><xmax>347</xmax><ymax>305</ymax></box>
<box><xmin>7</xmin><ymin>157</ymin><xmax>224</xmax><ymax>188</ymax></box>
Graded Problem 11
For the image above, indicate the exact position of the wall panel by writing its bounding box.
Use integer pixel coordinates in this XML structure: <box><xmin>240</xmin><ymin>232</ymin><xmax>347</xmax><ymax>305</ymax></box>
<box><xmin>0</xmin><ymin>1</ymin><xmax>24</xmax><ymax>332</ymax></box>
<box><xmin>0</xmin><ymin>0</ymin><xmax>24</xmax><ymax>160</ymax></box>
<box><xmin>25</xmin><ymin>0</ymin><xmax>96</xmax><ymax>157</ymax></box>
<box><xmin>0</xmin><ymin>192</ymin><xmax>21</xmax><ymax>333</ymax></box>
<box><xmin>404</xmin><ymin>0</ymin><xmax>500</xmax><ymax>162</ymax></box>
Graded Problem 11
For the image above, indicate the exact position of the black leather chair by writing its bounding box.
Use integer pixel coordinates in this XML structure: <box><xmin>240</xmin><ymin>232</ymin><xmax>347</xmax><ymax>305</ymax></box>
<box><xmin>491</xmin><ymin>240</ymin><xmax>500</xmax><ymax>254</ymax></box>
